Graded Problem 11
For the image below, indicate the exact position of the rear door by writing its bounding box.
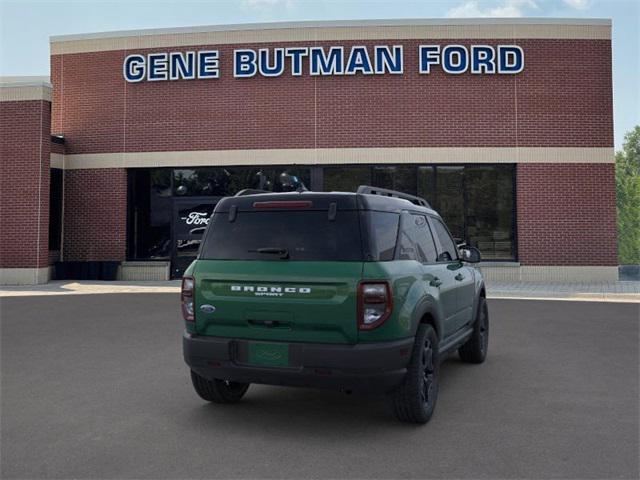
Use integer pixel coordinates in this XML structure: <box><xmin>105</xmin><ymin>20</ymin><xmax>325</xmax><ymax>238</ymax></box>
<box><xmin>194</xmin><ymin>205</ymin><xmax>363</xmax><ymax>344</ymax></box>
<box><xmin>398</xmin><ymin>212</ymin><xmax>459</xmax><ymax>337</ymax></box>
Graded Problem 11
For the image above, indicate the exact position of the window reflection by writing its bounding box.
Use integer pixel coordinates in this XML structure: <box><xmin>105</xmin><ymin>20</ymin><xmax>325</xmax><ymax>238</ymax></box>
<box><xmin>173</xmin><ymin>167</ymin><xmax>309</xmax><ymax>196</ymax></box>
<box><xmin>465</xmin><ymin>166</ymin><xmax>515</xmax><ymax>260</ymax></box>
<box><xmin>323</xmin><ymin>166</ymin><xmax>370</xmax><ymax>192</ymax></box>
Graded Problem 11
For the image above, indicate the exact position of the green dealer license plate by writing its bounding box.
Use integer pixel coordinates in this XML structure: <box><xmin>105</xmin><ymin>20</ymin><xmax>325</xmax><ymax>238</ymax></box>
<box><xmin>247</xmin><ymin>342</ymin><xmax>289</xmax><ymax>367</ymax></box>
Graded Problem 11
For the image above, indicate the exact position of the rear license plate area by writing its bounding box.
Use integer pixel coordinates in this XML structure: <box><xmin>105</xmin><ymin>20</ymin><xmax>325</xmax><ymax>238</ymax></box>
<box><xmin>247</xmin><ymin>342</ymin><xmax>289</xmax><ymax>367</ymax></box>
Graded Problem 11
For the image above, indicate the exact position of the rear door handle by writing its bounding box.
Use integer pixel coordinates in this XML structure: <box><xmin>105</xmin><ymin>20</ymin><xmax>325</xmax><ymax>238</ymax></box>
<box><xmin>455</xmin><ymin>273</ymin><xmax>465</xmax><ymax>281</ymax></box>
<box><xmin>429</xmin><ymin>277</ymin><xmax>442</xmax><ymax>287</ymax></box>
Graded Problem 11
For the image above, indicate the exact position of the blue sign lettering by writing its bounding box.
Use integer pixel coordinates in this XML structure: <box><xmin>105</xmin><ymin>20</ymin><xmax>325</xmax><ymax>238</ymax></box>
<box><xmin>198</xmin><ymin>51</ymin><xmax>219</xmax><ymax>79</ymax></box>
<box><xmin>258</xmin><ymin>48</ymin><xmax>285</xmax><ymax>77</ymax></box>
<box><xmin>147</xmin><ymin>53</ymin><xmax>168</xmax><ymax>81</ymax></box>
<box><xmin>285</xmin><ymin>47</ymin><xmax>308</xmax><ymax>76</ymax></box>
<box><xmin>310</xmin><ymin>47</ymin><xmax>344</xmax><ymax>75</ymax></box>
<box><xmin>442</xmin><ymin>45</ymin><xmax>468</xmax><ymax>74</ymax></box>
<box><xmin>375</xmin><ymin>45</ymin><xmax>403</xmax><ymax>74</ymax></box>
<box><xmin>170</xmin><ymin>52</ymin><xmax>196</xmax><ymax>80</ymax></box>
<box><xmin>123</xmin><ymin>44</ymin><xmax>524</xmax><ymax>82</ymax></box>
<box><xmin>419</xmin><ymin>45</ymin><xmax>440</xmax><ymax>74</ymax></box>
<box><xmin>123</xmin><ymin>54</ymin><xmax>146</xmax><ymax>82</ymax></box>
<box><xmin>498</xmin><ymin>45</ymin><xmax>524</xmax><ymax>74</ymax></box>
<box><xmin>345</xmin><ymin>46</ymin><xmax>374</xmax><ymax>75</ymax></box>
<box><xmin>470</xmin><ymin>45</ymin><xmax>496</xmax><ymax>74</ymax></box>
<box><xmin>234</xmin><ymin>49</ymin><xmax>257</xmax><ymax>77</ymax></box>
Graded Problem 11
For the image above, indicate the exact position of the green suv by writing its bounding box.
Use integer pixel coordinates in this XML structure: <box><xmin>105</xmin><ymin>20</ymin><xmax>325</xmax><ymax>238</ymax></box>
<box><xmin>182</xmin><ymin>186</ymin><xmax>488</xmax><ymax>423</ymax></box>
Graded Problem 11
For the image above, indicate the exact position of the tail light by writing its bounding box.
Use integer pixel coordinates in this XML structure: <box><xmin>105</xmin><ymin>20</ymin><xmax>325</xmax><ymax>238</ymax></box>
<box><xmin>358</xmin><ymin>281</ymin><xmax>393</xmax><ymax>330</ymax></box>
<box><xmin>181</xmin><ymin>276</ymin><xmax>195</xmax><ymax>322</ymax></box>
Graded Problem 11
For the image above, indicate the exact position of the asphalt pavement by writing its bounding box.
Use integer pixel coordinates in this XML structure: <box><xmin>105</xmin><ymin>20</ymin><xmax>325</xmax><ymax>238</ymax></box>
<box><xmin>1</xmin><ymin>294</ymin><xmax>638</xmax><ymax>479</ymax></box>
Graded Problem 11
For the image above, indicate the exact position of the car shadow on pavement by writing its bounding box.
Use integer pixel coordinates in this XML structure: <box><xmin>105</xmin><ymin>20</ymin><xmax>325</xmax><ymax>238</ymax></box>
<box><xmin>183</xmin><ymin>357</ymin><xmax>470</xmax><ymax>433</ymax></box>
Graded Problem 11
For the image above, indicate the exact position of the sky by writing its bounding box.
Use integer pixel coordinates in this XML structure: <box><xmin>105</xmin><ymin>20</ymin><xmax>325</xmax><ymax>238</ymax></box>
<box><xmin>0</xmin><ymin>0</ymin><xmax>638</xmax><ymax>149</ymax></box>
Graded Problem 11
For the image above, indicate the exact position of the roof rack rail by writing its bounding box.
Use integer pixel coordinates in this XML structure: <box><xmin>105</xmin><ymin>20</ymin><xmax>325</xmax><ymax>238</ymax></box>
<box><xmin>356</xmin><ymin>185</ymin><xmax>431</xmax><ymax>208</ymax></box>
<box><xmin>234</xmin><ymin>189</ymin><xmax>271</xmax><ymax>196</ymax></box>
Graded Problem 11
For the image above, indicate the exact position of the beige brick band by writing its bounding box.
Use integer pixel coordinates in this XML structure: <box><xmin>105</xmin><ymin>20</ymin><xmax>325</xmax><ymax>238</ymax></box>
<box><xmin>50</xmin><ymin>19</ymin><xmax>612</xmax><ymax>55</ymax></box>
<box><xmin>480</xmin><ymin>265</ymin><xmax>619</xmax><ymax>283</ymax></box>
<box><xmin>55</xmin><ymin>147</ymin><xmax>613</xmax><ymax>170</ymax></box>
<box><xmin>0</xmin><ymin>84</ymin><xmax>52</xmax><ymax>102</ymax></box>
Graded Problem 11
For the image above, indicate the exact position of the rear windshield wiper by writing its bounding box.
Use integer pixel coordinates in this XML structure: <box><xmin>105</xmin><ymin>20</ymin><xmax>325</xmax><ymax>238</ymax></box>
<box><xmin>248</xmin><ymin>247</ymin><xmax>290</xmax><ymax>260</ymax></box>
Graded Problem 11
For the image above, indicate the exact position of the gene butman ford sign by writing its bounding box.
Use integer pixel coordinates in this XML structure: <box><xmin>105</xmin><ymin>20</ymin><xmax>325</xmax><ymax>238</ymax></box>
<box><xmin>123</xmin><ymin>44</ymin><xmax>524</xmax><ymax>82</ymax></box>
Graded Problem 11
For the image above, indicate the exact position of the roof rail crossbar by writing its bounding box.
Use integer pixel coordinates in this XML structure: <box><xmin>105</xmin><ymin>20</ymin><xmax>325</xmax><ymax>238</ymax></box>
<box><xmin>356</xmin><ymin>185</ymin><xmax>431</xmax><ymax>208</ymax></box>
<box><xmin>234</xmin><ymin>189</ymin><xmax>271</xmax><ymax>196</ymax></box>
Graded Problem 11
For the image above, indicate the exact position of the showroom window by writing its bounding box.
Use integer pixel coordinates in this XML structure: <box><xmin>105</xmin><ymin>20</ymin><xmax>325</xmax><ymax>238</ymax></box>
<box><xmin>127</xmin><ymin>166</ymin><xmax>311</xmax><ymax>261</ymax></box>
<box><xmin>324</xmin><ymin>164</ymin><xmax>516</xmax><ymax>260</ymax></box>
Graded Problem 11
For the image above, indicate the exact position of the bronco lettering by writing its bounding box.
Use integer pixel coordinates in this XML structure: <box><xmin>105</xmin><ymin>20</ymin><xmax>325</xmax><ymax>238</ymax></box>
<box><xmin>230</xmin><ymin>285</ymin><xmax>311</xmax><ymax>295</ymax></box>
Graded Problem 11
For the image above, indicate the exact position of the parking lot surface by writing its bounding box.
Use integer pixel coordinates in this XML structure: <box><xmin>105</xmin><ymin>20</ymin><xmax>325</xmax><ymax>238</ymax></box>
<box><xmin>1</xmin><ymin>294</ymin><xmax>638</xmax><ymax>479</ymax></box>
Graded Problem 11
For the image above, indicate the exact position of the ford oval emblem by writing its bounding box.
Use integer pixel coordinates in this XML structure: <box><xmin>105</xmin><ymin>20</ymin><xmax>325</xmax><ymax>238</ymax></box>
<box><xmin>200</xmin><ymin>304</ymin><xmax>216</xmax><ymax>314</ymax></box>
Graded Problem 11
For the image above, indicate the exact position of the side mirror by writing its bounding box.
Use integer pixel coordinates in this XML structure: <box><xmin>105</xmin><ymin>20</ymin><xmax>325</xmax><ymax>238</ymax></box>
<box><xmin>460</xmin><ymin>246</ymin><xmax>482</xmax><ymax>263</ymax></box>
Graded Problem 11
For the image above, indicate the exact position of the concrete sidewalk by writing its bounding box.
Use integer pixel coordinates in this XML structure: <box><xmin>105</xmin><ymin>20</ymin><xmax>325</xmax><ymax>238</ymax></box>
<box><xmin>1</xmin><ymin>279</ymin><xmax>639</xmax><ymax>303</ymax></box>
<box><xmin>487</xmin><ymin>280</ymin><xmax>640</xmax><ymax>303</ymax></box>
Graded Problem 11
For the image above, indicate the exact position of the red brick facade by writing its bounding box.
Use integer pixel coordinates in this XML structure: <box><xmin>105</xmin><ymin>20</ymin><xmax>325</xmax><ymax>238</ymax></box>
<box><xmin>0</xmin><ymin>99</ymin><xmax>50</xmax><ymax>269</ymax></box>
<box><xmin>51</xmin><ymin>140</ymin><xmax>65</xmax><ymax>154</ymax></box>
<box><xmin>62</xmin><ymin>168</ymin><xmax>127</xmax><ymax>261</ymax></box>
<box><xmin>46</xmin><ymin>32</ymin><xmax>616</xmax><ymax>271</ymax></box>
<box><xmin>51</xmin><ymin>39</ymin><xmax>612</xmax><ymax>154</ymax></box>
<box><xmin>516</xmin><ymin>163</ymin><xmax>618</xmax><ymax>266</ymax></box>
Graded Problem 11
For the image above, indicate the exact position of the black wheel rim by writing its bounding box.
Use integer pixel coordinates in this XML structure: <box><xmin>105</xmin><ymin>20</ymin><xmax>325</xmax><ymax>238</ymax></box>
<box><xmin>479</xmin><ymin>305</ymin><xmax>489</xmax><ymax>354</ymax></box>
<box><xmin>421</xmin><ymin>337</ymin><xmax>435</xmax><ymax>407</ymax></box>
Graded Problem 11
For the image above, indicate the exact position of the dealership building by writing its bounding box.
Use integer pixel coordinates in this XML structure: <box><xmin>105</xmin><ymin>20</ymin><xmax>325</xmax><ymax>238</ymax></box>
<box><xmin>0</xmin><ymin>18</ymin><xmax>617</xmax><ymax>284</ymax></box>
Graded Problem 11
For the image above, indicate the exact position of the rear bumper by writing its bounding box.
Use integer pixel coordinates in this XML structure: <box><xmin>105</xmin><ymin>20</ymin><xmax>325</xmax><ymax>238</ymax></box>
<box><xmin>183</xmin><ymin>332</ymin><xmax>413</xmax><ymax>393</ymax></box>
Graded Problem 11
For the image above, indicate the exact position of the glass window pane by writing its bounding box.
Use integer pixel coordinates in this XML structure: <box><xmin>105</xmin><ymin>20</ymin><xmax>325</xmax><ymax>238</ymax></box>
<box><xmin>367</xmin><ymin>211</ymin><xmax>399</xmax><ymax>261</ymax></box>
<box><xmin>414</xmin><ymin>215</ymin><xmax>438</xmax><ymax>263</ymax></box>
<box><xmin>417</xmin><ymin>166</ymin><xmax>435</xmax><ymax>206</ymax></box>
<box><xmin>372</xmin><ymin>166</ymin><xmax>417</xmax><ymax>195</ymax></box>
<box><xmin>465</xmin><ymin>165</ymin><xmax>515</xmax><ymax>260</ymax></box>
<box><xmin>432</xmin><ymin>217</ymin><xmax>458</xmax><ymax>262</ymax></box>
<box><xmin>323</xmin><ymin>166</ymin><xmax>370</xmax><ymax>192</ymax></box>
<box><xmin>397</xmin><ymin>214</ymin><xmax>437</xmax><ymax>263</ymax></box>
<box><xmin>201</xmin><ymin>211</ymin><xmax>362</xmax><ymax>261</ymax></box>
<box><xmin>434</xmin><ymin>166</ymin><xmax>465</xmax><ymax>243</ymax></box>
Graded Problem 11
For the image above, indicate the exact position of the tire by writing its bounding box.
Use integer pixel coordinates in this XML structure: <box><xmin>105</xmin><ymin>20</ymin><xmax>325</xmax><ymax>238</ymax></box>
<box><xmin>458</xmin><ymin>296</ymin><xmax>489</xmax><ymax>364</ymax></box>
<box><xmin>387</xmin><ymin>324</ymin><xmax>439</xmax><ymax>424</ymax></box>
<box><xmin>190</xmin><ymin>370</ymin><xmax>250</xmax><ymax>404</ymax></box>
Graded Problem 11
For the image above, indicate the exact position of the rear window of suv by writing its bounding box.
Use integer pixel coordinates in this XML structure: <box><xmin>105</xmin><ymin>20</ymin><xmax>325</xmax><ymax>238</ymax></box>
<box><xmin>200</xmin><ymin>210</ymin><xmax>363</xmax><ymax>261</ymax></box>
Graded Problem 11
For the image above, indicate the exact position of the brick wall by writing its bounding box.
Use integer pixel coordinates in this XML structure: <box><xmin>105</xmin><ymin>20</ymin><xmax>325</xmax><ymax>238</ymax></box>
<box><xmin>62</xmin><ymin>168</ymin><xmax>127</xmax><ymax>261</ymax></box>
<box><xmin>47</xmin><ymin>34</ymin><xmax>615</xmax><ymax>269</ymax></box>
<box><xmin>516</xmin><ymin>163</ymin><xmax>617</xmax><ymax>266</ymax></box>
<box><xmin>51</xmin><ymin>39</ymin><xmax>612</xmax><ymax>154</ymax></box>
<box><xmin>51</xmin><ymin>140</ymin><xmax>65</xmax><ymax>154</ymax></box>
<box><xmin>0</xmin><ymin>100</ymin><xmax>50</xmax><ymax>269</ymax></box>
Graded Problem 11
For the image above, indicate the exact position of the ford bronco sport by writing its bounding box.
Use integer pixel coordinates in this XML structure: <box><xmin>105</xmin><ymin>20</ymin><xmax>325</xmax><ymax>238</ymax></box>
<box><xmin>182</xmin><ymin>186</ymin><xmax>488</xmax><ymax>424</ymax></box>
